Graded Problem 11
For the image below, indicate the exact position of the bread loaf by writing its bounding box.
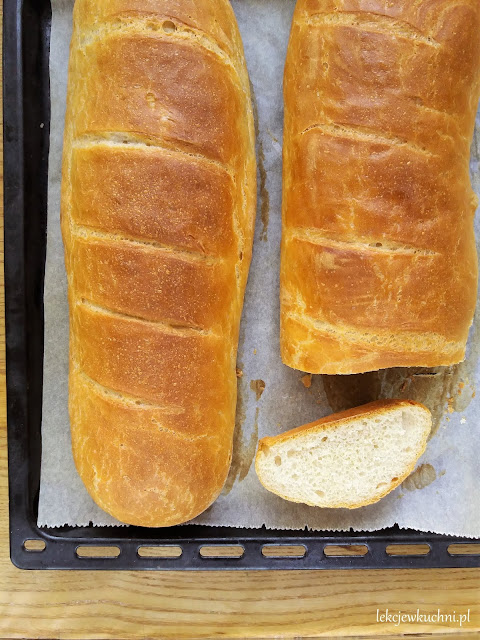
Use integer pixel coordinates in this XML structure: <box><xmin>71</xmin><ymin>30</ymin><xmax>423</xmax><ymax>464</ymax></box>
<box><xmin>61</xmin><ymin>0</ymin><xmax>256</xmax><ymax>526</ymax></box>
<box><xmin>255</xmin><ymin>400</ymin><xmax>432</xmax><ymax>508</ymax></box>
<box><xmin>281</xmin><ymin>0</ymin><xmax>480</xmax><ymax>375</ymax></box>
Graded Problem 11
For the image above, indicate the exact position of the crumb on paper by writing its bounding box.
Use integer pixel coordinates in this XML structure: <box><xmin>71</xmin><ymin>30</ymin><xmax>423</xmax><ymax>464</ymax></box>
<box><xmin>250</xmin><ymin>379</ymin><xmax>266</xmax><ymax>401</ymax></box>
<box><xmin>236</xmin><ymin>367</ymin><xmax>243</xmax><ymax>378</ymax></box>
<box><xmin>402</xmin><ymin>463</ymin><xmax>437</xmax><ymax>492</ymax></box>
<box><xmin>301</xmin><ymin>373</ymin><xmax>312</xmax><ymax>389</ymax></box>
<box><xmin>253</xmin><ymin>348</ymin><xmax>257</xmax><ymax>355</ymax></box>
<box><xmin>258</xmin><ymin>139</ymin><xmax>270</xmax><ymax>243</ymax></box>
<box><xmin>266</xmin><ymin>127</ymin><xmax>279</xmax><ymax>144</ymax></box>
<box><xmin>461</xmin><ymin>416</ymin><xmax>467</xmax><ymax>424</ymax></box>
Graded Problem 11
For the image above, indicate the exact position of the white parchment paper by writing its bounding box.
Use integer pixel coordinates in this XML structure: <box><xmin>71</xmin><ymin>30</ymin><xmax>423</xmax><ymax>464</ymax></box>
<box><xmin>39</xmin><ymin>0</ymin><xmax>480</xmax><ymax>536</ymax></box>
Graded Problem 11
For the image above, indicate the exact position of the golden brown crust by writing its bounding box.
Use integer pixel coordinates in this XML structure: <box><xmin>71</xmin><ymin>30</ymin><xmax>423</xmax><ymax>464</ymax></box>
<box><xmin>74</xmin><ymin>0</ymin><xmax>244</xmax><ymax>62</ymax></box>
<box><xmin>71</xmin><ymin>235</ymin><xmax>233</xmax><ymax>329</ymax></box>
<box><xmin>255</xmin><ymin>399</ymin><xmax>432</xmax><ymax>509</ymax></box>
<box><xmin>281</xmin><ymin>0</ymin><xmax>480</xmax><ymax>374</ymax></box>
<box><xmin>70</xmin><ymin>34</ymin><xmax>246</xmax><ymax>165</ymax></box>
<box><xmin>70</xmin><ymin>370</ymin><xmax>233</xmax><ymax>527</ymax></box>
<box><xmin>70</xmin><ymin>145</ymin><xmax>237</xmax><ymax>257</ymax></box>
<box><xmin>61</xmin><ymin>0</ymin><xmax>256</xmax><ymax>526</ymax></box>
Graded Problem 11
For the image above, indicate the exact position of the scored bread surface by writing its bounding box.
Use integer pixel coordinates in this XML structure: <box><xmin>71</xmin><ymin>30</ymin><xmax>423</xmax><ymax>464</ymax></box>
<box><xmin>281</xmin><ymin>0</ymin><xmax>480</xmax><ymax>374</ymax></box>
<box><xmin>255</xmin><ymin>400</ymin><xmax>433</xmax><ymax>509</ymax></box>
<box><xmin>61</xmin><ymin>0</ymin><xmax>256</xmax><ymax>527</ymax></box>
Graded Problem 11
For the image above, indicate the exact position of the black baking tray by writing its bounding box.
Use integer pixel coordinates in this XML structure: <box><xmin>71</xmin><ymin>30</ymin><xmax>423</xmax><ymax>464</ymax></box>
<box><xmin>4</xmin><ymin>0</ymin><xmax>480</xmax><ymax>571</ymax></box>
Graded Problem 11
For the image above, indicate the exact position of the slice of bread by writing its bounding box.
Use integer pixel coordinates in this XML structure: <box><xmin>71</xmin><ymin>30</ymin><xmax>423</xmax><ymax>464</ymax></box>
<box><xmin>255</xmin><ymin>399</ymin><xmax>432</xmax><ymax>509</ymax></box>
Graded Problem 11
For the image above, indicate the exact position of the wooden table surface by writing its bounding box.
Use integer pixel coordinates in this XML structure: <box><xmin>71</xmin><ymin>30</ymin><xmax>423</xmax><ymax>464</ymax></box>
<box><xmin>0</xmin><ymin>5</ymin><xmax>479</xmax><ymax>639</ymax></box>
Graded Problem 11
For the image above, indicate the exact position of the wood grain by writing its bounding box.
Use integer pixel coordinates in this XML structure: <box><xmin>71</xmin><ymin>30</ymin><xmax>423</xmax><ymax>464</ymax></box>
<box><xmin>0</xmin><ymin>4</ymin><xmax>479</xmax><ymax>639</ymax></box>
